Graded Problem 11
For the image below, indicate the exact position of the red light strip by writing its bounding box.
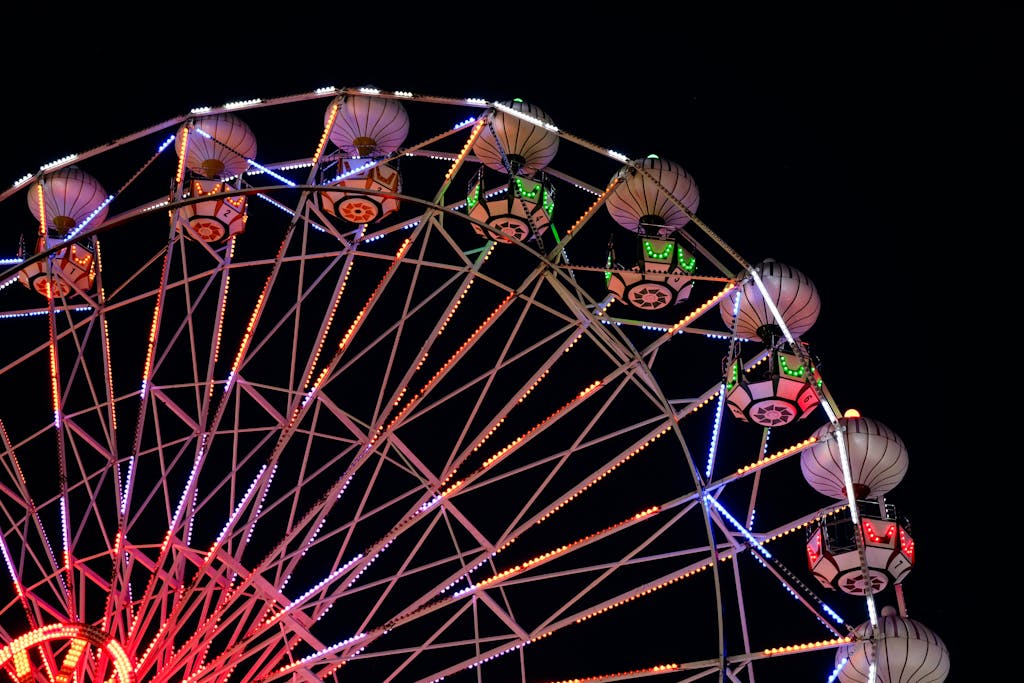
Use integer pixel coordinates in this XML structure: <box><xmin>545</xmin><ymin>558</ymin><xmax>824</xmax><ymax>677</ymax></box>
<box><xmin>667</xmin><ymin>283</ymin><xmax>735</xmax><ymax>336</ymax></box>
<box><xmin>476</xmin><ymin>507</ymin><xmax>659</xmax><ymax>588</ymax></box>
<box><xmin>735</xmin><ymin>437</ymin><xmax>817</xmax><ymax>477</ymax></box>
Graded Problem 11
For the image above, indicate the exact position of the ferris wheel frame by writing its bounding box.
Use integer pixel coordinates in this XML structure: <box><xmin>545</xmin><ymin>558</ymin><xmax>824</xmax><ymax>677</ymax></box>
<box><xmin>0</xmin><ymin>86</ymin><xmax>943</xmax><ymax>683</ymax></box>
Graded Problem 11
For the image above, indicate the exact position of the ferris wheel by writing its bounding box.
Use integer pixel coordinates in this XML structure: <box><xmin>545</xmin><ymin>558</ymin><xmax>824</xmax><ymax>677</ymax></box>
<box><xmin>0</xmin><ymin>87</ymin><xmax>949</xmax><ymax>682</ymax></box>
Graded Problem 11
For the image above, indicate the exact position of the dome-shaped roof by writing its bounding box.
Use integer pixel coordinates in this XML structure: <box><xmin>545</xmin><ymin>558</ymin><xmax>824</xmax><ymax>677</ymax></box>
<box><xmin>325</xmin><ymin>93</ymin><xmax>410</xmax><ymax>157</ymax></box>
<box><xmin>836</xmin><ymin>606</ymin><xmax>949</xmax><ymax>682</ymax></box>
<box><xmin>605</xmin><ymin>155</ymin><xmax>699</xmax><ymax>234</ymax></box>
<box><xmin>801</xmin><ymin>413</ymin><xmax>909</xmax><ymax>499</ymax></box>
<box><xmin>176</xmin><ymin>113</ymin><xmax>257</xmax><ymax>179</ymax></box>
<box><xmin>27</xmin><ymin>166</ymin><xmax>109</xmax><ymax>235</ymax></box>
<box><xmin>472</xmin><ymin>99</ymin><xmax>558</xmax><ymax>175</ymax></box>
<box><xmin>719</xmin><ymin>259</ymin><xmax>820</xmax><ymax>341</ymax></box>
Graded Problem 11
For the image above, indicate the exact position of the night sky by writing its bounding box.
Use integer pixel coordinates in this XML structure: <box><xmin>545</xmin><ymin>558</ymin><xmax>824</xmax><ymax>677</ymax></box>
<box><xmin>1</xmin><ymin>5</ymin><xmax>983</xmax><ymax>680</ymax></box>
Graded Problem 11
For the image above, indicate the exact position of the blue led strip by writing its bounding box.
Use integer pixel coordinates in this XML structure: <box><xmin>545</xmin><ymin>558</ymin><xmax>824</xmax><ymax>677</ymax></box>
<box><xmin>705</xmin><ymin>494</ymin><xmax>845</xmax><ymax>626</ymax></box>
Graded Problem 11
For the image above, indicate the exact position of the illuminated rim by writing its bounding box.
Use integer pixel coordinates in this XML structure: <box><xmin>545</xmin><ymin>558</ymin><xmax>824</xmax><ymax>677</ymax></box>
<box><xmin>0</xmin><ymin>623</ymin><xmax>134</xmax><ymax>682</ymax></box>
<box><xmin>30</xmin><ymin>271</ymin><xmax>72</xmax><ymax>299</ymax></box>
<box><xmin>835</xmin><ymin>567</ymin><xmax>891</xmax><ymax>595</ymax></box>
<box><xmin>624</xmin><ymin>281</ymin><xmax>676</xmax><ymax>309</ymax></box>
<box><xmin>745</xmin><ymin>398</ymin><xmax>800</xmax><ymax>426</ymax></box>
<box><xmin>485</xmin><ymin>216</ymin><xmax>530</xmax><ymax>242</ymax></box>
<box><xmin>185</xmin><ymin>217</ymin><xmax>230</xmax><ymax>243</ymax></box>
<box><xmin>334</xmin><ymin>195</ymin><xmax>384</xmax><ymax>223</ymax></box>
<box><xmin>0</xmin><ymin>87</ymin><xmax>908</xmax><ymax>682</ymax></box>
